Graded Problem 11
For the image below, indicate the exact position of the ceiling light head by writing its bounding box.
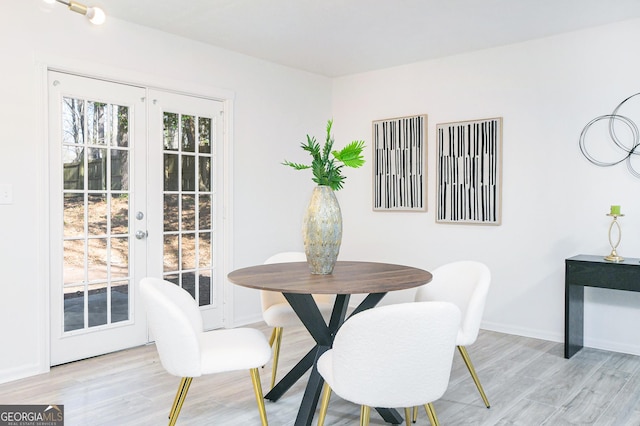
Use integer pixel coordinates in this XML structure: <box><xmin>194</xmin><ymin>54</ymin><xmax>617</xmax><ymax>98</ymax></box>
<box><xmin>86</xmin><ymin>7</ymin><xmax>106</xmax><ymax>25</ymax></box>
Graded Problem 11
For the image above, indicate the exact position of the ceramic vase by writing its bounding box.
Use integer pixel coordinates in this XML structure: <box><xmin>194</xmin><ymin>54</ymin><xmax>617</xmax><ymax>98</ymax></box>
<box><xmin>303</xmin><ymin>186</ymin><xmax>342</xmax><ymax>274</ymax></box>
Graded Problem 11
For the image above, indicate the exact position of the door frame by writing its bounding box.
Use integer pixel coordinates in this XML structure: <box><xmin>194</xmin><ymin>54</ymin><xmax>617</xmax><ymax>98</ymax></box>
<box><xmin>37</xmin><ymin>57</ymin><xmax>236</xmax><ymax>371</ymax></box>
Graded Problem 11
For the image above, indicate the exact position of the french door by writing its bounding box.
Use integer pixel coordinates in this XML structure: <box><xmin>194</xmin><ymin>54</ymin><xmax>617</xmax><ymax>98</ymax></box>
<box><xmin>147</xmin><ymin>89</ymin><xmax>225</xmax><ymax>329</ymax></box>
<box><xmin>48</xmin><ymin>71</ymin><xmax>225</xmax><ymax>365</ymax></box>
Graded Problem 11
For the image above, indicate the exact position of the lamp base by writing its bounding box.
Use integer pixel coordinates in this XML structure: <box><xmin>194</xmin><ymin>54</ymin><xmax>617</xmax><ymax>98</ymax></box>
<box><xmin>604</xmin><ymin>250</ymin><xmax>624</xmax><ymax>263</ymax></box>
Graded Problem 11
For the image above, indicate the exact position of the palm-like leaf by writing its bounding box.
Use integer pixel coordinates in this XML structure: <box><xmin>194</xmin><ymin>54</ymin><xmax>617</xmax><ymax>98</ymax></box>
<box><xmin>283</xmin><ymin>119</ymin><xmax>365</xmax><ymax>191</ymax></box>
<box><xmin>282</xmin><ymin>161</ymin><xmax>311</xmax><ymax>170</ymax></box>
<box><xmin>333</xmin><ymin>140</ymin><xmax>366</xmax><ymax>168</ymax></box>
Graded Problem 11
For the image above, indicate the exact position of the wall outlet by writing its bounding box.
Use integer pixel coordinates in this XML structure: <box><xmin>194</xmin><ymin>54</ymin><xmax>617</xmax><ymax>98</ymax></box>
<box><xmin>0</xmin><ymin>184</ymin><xmax>13</xmax><ymax>205</ymax></box>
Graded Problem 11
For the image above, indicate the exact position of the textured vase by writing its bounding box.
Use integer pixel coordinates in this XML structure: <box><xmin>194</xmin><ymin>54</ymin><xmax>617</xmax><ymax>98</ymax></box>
<box><xmin>303</xmin><ymin>186</ymin><xmax>342</xmax><ymax>274</ymax></box>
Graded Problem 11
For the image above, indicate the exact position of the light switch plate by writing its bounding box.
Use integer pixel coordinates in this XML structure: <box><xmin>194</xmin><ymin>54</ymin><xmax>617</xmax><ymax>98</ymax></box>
<box><xmin>0</xmin><ymin>184</ymin><xmax>13</xmax><ymax>205</ymax></box>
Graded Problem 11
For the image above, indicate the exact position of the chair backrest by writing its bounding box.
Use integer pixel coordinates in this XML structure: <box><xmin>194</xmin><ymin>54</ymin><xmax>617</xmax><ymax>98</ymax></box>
<box><xmin>260</xmin><ymin>252</ymin><xmax>307</xmax><ymax>310</ymax></box>
<box><xmin>414</xmin><ymin>261</ymin><xmax>491</xmax><ymax>346</ymax></box>
<box><xmin>328</xmin><ymin>301</ymin><xmax>460</xmax><ymax>408</ymax></box>
<box><xmin>140</xmin><ymin>277</ymin><xmax>203</xmax><ymax>377</ymax></box>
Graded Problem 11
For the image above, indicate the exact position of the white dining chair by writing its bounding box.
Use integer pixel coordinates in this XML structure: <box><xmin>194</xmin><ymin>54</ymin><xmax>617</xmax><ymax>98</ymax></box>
<box><xmin>261</xmin><ymin>252</ymin><xmax>335</xmax><ymax>389</ymax></box>
<box><xmin>140</xmin><ymin>277</ymin><xmax>272</xmax><ymax>426</ymax></box>
<box><xmin>316</xmin><ymin>301</ymin><xmax>461</xmax><ymax>426</ymax></box>
<box><xmin>414</xmin><ymin>260</ymin><xmax>492</xmax><ymax>410</ymax></box>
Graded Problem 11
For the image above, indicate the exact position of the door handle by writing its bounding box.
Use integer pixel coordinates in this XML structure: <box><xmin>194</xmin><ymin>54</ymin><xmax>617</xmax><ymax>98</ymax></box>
<box><xmin>135</xmin><ymin>230</ymin><xmax>148</xmax><ymax>240</ymax></box>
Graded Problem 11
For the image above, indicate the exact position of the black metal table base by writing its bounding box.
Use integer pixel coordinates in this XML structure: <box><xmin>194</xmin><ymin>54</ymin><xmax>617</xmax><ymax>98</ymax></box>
<box><xmin>264</xmin><ymin>292</ymin><xmax>403</xmax><ymax>425</ymax></box>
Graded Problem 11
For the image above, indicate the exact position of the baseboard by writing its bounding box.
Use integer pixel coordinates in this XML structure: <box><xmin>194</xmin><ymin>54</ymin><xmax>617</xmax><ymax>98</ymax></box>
<box><xmin>481</xmin><ymin>320</ymin><xmax>563</xmax><ymax>343</ymax></box>
<box><xmin>583</xmin><ymin>337</ymin><xmax>640</xmax><ymax>356</ymax></box>
<box><xmin>228</xmin><ymin>313</ymin><xmax>264</xmax><ymax>328</ymax></box>
<box><xmin>482</xmin><ymin>321</ymin><xmax>640</xmax><ymax>356</ymax></box>
<box><xmin>0</xmin><ymin>364</ymin><xmax>48</xmax><ymax>386</ymax></box>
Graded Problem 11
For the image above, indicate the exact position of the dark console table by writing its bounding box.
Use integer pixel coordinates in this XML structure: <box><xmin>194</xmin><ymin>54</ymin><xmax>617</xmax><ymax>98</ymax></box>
<box><xmin>565</xmin><ymin>254</ymin><xmax>640</xmax><ymax>359</ymax></box>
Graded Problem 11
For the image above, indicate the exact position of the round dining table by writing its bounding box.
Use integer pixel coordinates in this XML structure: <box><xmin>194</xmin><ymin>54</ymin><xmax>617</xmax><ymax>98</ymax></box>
<box><xmin>228</xmin><ymin>260</ymin><xmax>432</xmax><ymax>426</ymax></box>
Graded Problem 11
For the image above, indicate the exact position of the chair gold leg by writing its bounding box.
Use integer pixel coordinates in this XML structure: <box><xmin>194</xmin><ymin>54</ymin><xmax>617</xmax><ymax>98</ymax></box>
<box><xmin>458</xmin><ymin>346</ymin><xmax>490</xmax><ymax>408</ymax></box>
<box><xmin>268</xmin><ymin>327</ymin><xmax>277</xmax><ymax>346</ymax></box>
<box><xmin>263</xmin><ymin>328</ymin><xmax>277</xmax><ymax>368</ymax></box>
<box><xmin>270</xmin><ymin>327</ymin><xmax>283</xmax><ymax>389</ymax></box>
<box><xmin>412</xmin><ymin>405</ymin><xmax>418</xmax><ymax>422</ymax></box>
<box><xmin>360</xmin><ymin>405</ymin><xmax>370</xmax><ymax>426</ymax></box>
<box><xmin>424</xmin><ymin>403</ymin><xmax>439</xmax><ymax>426</ymax></box>
<box><xmin>404</xmin><ymin>408</ymin><xmax>412</xmax><ymax>426</ymax></box>
<box><xmin>317</xmin><ymin>383</ymin><xmax>332</xmax><ymax>426</ymax></box>
<box><xmin>168</xmin><ymin>377</ymin><xmax>192</xmax><ymax>426</ymax></box>
<box><xmin>250</xmin><ymin>368</ymin><xmax>269</xmax><ymax>426</ymax></box>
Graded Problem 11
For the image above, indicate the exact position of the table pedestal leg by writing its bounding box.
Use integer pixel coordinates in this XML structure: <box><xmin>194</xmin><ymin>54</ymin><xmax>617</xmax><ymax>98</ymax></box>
<box><xmin>265</xmin><ymin>346</ymin><xmax>317</xmax><ymax>402</ymax></box>
<box><xmin>294</xmin><ymin>346</ymin><xmax>330</xmax><ymax>426</ymax></box>
<box><xmin>272</xmin><ymin>292</ymin><xmax>403</xmax><ymax>425</ymax></box>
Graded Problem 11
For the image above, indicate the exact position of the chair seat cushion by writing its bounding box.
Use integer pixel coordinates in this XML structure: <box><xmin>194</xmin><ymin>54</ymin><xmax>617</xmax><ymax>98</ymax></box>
<box><xmin>199</xmin><ymin>328</ymin><xmax>271</xmax><ymax>374</ymax></box>
<box><xmin>262</xmin><ymin>302</ymin><xmax>334</xmax><ymax>327</ymax></box>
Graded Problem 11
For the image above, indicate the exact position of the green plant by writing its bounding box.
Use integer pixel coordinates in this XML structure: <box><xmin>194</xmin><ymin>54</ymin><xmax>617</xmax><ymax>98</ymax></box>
<box><xmin>282</xmin><ymin>119</ymin><xmax>365</xmax><ymax>190</ymax></box>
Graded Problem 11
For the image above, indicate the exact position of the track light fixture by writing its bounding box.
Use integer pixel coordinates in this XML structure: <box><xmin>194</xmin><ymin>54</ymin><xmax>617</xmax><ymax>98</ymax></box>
<box><xmin>44</xmin><ymin>0</ymin><xmax>106</xmax><ymax>25</ymax></box>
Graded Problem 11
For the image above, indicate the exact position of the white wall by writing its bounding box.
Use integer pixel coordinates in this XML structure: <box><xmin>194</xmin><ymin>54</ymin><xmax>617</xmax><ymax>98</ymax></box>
<box><xmin>0</xmin><ymin>1</ymin><xmax>330</xmax><ymax>383</ymax></box>
<box><xmin>3</xmin><ymin>1</ymin><xmax>639</xmax><ymax>385</ymax></box>
<box><xmin>332</xmin><ymin>18</ymin><xmax>640</xmax><ymax>353</ymax></box>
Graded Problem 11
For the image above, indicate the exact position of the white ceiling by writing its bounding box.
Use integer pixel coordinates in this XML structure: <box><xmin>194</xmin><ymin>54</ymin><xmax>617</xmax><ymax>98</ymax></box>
<box><xmin>99</xmin><ymin>0</ymin><xmax>640</xmax><ymax>77</ymax></box>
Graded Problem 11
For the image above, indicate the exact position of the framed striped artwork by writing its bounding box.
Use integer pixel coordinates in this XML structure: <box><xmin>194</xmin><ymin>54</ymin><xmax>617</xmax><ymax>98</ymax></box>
<box><xmin>436</xmin><ymin>117</ymin><xmax>502</xmax><ymax>225</ymax></box>
<box><xmin>372</xmin><ymin>115</ymin><xmax>427</xmax><ymax>211</ymax></box>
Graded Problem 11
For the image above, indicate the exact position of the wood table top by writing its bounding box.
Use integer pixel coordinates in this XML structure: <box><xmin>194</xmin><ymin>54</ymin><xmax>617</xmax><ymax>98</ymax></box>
<box><xmin>227</xmin><ymin>261</ymin><xmax>432</xmax><ymax>294</ymax></box>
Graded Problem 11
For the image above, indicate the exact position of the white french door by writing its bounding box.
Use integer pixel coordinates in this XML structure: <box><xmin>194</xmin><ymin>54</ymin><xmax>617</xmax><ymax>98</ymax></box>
<box><xmin>146</xmin><ymin>89</ymin><xmax>225</xmax><ymax>329</ymax></box>
<box><xmin>48</xmin><ymin>72</ymin><xmax>225</xmax><ymax>365</ymax></box>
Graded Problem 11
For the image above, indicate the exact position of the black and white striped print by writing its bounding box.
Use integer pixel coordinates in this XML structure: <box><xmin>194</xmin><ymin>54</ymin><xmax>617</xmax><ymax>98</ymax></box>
<box><xmin>373</xmin><ymin>115</ymin><xmax>427</xmax><ymax>211</ymax></box>
<box><xmin>436</xmin><ymin>118</ymin><xmax>502</xmax><ymax>224</ymax></box>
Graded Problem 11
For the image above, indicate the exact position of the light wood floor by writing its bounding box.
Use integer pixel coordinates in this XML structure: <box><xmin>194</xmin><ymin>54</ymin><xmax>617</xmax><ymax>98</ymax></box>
<box><xmin>2</xmin><ymin>323</ymin><xmax>640</xmax><ymax>425</ymax></box>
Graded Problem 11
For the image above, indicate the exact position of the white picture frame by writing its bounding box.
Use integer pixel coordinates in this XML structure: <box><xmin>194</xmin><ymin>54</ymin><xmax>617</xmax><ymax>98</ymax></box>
<box><xmin>436</xmin><ymin>117</ymin><xmax>503</xmax><ymax>225</ymax></box>
<box><xmin>372</xmin><ymin>115</ymin><xmax>427</xmax><ymax>211</ymax></box>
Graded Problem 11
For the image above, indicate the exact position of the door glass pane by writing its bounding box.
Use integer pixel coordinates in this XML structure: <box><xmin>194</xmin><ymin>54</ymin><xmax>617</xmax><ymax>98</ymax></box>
<box><xmin>87</xmin><ymin>101</ymin><xmax>108</xmax><ymax>145</ymax></box>
<box><xmin>181</xmin><ymin>233</ymin><xmax>196</xmax><ymax>270</ymax></box>
<box><xmin>199</xmin><ymin>157</ymin><xmax>211</xmax><ymax>191</ymax></box>
<box><xmin>111</xmin><ymin>237</ymin><xmax>129</xmax><ymax>279</ymax></box>
<box><xmin>61</xmin><ymin>96</ymin><xmax>132</xmax><ymax>334</ymax></box>
<box><xmin>111</xmin><ymin>195</ymin><xmax>129</xmax><ymax>235</ymax></box>
<box><xmin>111</xmin><ymin>149</ymin><xmax>128</xmax><ymax>190</ymax></box>
<box><xmin>111</xmin><ymin>280</ymin><xmax>129</xmax><ymax>323</ymax></box>
<box><xmin>88</xmin><ymin>194</ymin><xmax>107</xmax><ymax>235</ymax></box>
<box><xmin>64</xmin><ymin>290</ymin><xmax>84</xmax><ymax>332</ymax></box>
<box><xmin>87</xmin><ymin>238</ymin><xmax>108</xmax><ymax>281</ymax></box>
<box><xmin>62</xmin><ymin>98</ymin><xmax>85</xmax><ymax>145</ymax></box>
<box><xmin>164</xmin><ymin>194</ymin><xmax>179</xmax><ymax>232</ymax></box>
<box><xmin>199</xmin><ymin>270</ymin><xmax>211</xmax><ymax>307</ymax></box>
<box><xmin>87</xmin><ymin>148</ymin><xmax>107</xmax><ymax>190</ymax></box>
<box><xmin>88</xmin><ymin>282</ymin><xmax>108</xmax><ymax>327</ymax></box>
<box><xmin>182</xmin><ymin>115</ymin><xmax>196</xmax><ymax>152</ymax></box>
<box><xmin>164</xmin><ymin>153</ymin><xmax>179</xmax><ymax>191</ymax></box>
<box><xmin>199</xmin><ymin>117</ymin><xmax>211</xmax><ymax>153</ymax></box>
<box><xmin>63</xmin><ymin>146</ymin><xmax>84</xmax><ymax>190</ymax></box>
<box><xmin>183</xmin><ymin>272</ymin><xmax>197</xmax><ymax>299</ymax></box>
<box><xmin>182</xmin><ymin>155</ymin><xmax>196</xmax><ymax>191</ymax></box>
<box><xmin>63</xmin><ymin>239</ymin><xmax>84</xmax><ymax>285</ymax></box>
<box><xmin>163</xmin><ymin>113</ymin><xmax>179</xmax><ymax>151</ymax></box>
<box><xmin>162</xmin><ymin>111</ymin><xmax>216</xmax><ymax>307</ymax></box>
<box><xmin>113</xmin><ymin>105</ymin><xmax>129</xmax><ymax>147</ymax></box>
<box><xmin>182</xmin><ymin>195</ymin><xmax>195</xmax><ymax>230</ymax></box>
<box><xmin>199</xmin><ymin>195</ymin><xmax>211</xmax><ymax>229</ymax></box>
<box><xmin>64</xmin><ymin>194</ymin><xmax>84</xmax><ymax>237</ymax></box>
<box><xmin>198</xmin><ymin>232</ymin><xmax>211</xmax><ymax>268</ymax></box>
<box><xmin>163</xmin><ymin>234</ymin><xmax>179</xmax><ymax>272</ymax></box>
